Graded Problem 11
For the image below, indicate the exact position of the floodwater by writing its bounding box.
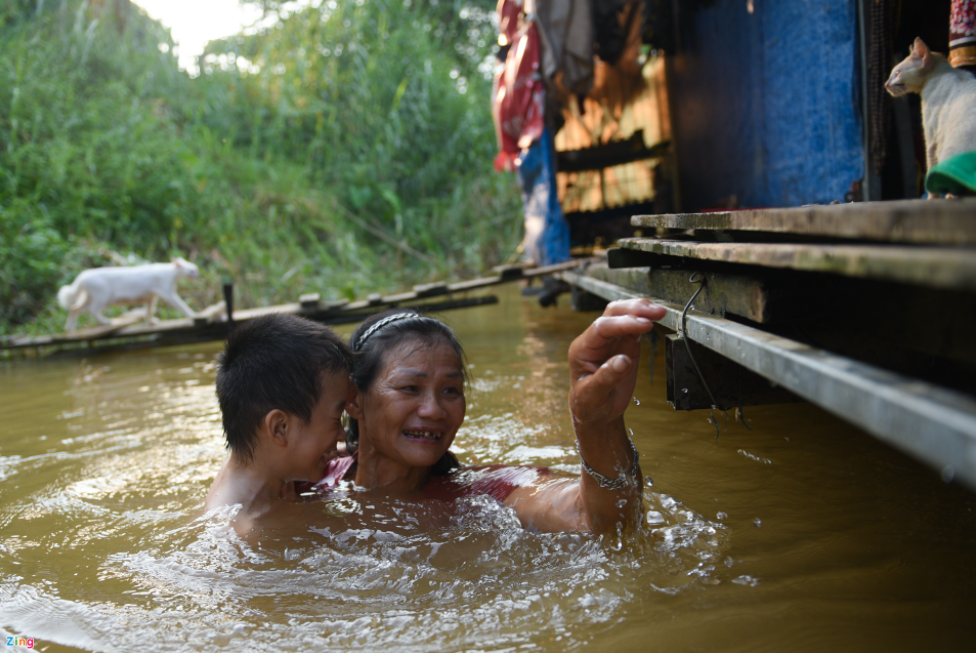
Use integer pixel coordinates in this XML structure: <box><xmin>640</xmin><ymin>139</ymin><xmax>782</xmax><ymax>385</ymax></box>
<box><xmin>1</xmin><ymin>285</ymin><xmax>975</xmax><ymax>652</ymax></box>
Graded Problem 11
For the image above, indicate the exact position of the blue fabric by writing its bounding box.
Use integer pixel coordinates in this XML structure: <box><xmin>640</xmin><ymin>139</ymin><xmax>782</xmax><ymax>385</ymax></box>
<box><xmin>668</xmin><ymin>0</ymin><xmax>864</xmax><ymax>208</ymax></box>
<box><xmin>516</xmin><ymin>126</ymin><xmax>571</xmax><ymax>265</ymax></box>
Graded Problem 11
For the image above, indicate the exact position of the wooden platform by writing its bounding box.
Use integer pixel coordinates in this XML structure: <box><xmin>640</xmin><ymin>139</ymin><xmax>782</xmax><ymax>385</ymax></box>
<box><xmin>558</xmin><ymin>200</ymin><xmax>976</xmax><ymax>491</ymax></box>
<box><xmin>632</xmin><ymin>199</ymin><xmax>976</xmax><ymax>245</ymax></box>
<box><xmin>2</xmin><ymin>259</ymin><xmax>591</xmax><ymax>357</ymax></box>
<box><xmin>614</xmin><ymin>238</ymin><xmax>976</xmax><ymax>291</ymax></box>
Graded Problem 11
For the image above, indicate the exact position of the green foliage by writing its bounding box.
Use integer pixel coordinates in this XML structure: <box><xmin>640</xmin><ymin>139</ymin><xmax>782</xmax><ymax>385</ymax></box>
<box><xmin>0</xmin><ymin>0</ymin><xmax>521</xmax><ymax>335</ymax></box>
<box><xmin>200</xmin><ymin>0</ymin><xmax>499</xmax><ymax>228</ymax></box>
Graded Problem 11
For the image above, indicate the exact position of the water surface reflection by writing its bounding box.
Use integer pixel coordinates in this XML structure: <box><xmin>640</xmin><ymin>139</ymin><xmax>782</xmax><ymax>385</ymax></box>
<box><xmin>1</xmin><ymin>286</ymin><xmax>975</xmax><ymax>651</ymax></box>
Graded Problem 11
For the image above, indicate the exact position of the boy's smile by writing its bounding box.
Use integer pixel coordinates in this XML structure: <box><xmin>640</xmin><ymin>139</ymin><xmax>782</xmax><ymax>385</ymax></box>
<box><xmin>289</xmin><ymin>371</ymin><xmax>351</xmax><ymax>483</ymax></box>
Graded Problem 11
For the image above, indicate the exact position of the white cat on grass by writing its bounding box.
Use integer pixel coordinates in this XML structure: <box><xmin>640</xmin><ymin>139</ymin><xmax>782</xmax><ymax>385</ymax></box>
<box><xmin>885</xmin><ymin>37</ymin><xmax>976</xmax><ymax>190</ymax></box>
<box><xmin>57</xmin><ymin>258</ymin><xmax>199</xmax><ymax>332</ymax></box>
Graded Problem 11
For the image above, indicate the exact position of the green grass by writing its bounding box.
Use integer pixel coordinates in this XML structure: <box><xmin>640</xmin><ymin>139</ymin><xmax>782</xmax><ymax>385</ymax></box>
<box><xmin>0</xmin><ymin>0</ymin><xmax>520</xmax><ymax>336</ymax></box>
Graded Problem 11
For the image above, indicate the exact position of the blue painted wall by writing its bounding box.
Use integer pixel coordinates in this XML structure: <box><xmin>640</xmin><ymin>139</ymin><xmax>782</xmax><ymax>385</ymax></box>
<box><xmin>670</xmin><ymin>0</ymin><xmax>864</xmax><ymax>209</ymax></box>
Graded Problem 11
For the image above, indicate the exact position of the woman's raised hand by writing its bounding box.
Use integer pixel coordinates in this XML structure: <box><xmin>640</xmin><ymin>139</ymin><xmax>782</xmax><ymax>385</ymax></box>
<box><xmin>568</xmin><ymin>299</ymin><xmax>666</xmax><ymax>428</ymax></box>
<box><xmin>501</xmin><ymin>299</ymin><xmax>667</xmax><ymax>533</ymax></box>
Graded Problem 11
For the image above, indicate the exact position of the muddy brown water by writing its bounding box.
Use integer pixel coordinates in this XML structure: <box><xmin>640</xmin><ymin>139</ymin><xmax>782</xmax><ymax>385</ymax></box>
<box><xmin>1</xmin><ymin>286</ymin><xmax>975</xmax><ymax>652</ymax></box>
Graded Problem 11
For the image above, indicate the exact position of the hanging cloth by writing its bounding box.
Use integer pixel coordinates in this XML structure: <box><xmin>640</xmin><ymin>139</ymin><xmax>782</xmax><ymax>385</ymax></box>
<box><xmin>525</xmin><ymin>0</ymin><xmax>595</xmax><ymax>99</ymax></box>
<box><xmin>516</xmin><ymin>126</ymin><xmax>571</xmax><ymax>265</ymax></box>
<box><xmin>493</xmin><ymin>21</ymin><xmax>547</xmax><ymax>172</ymax></box>
<box><xmin>949</xmin><ymin>0</ymin><xmax>976</xmax><ymax>70</ymax></box>
<box><xmin>497</xmin><ymin>0</ymin><xmax>524</xmax><ymax>47</ymax></box>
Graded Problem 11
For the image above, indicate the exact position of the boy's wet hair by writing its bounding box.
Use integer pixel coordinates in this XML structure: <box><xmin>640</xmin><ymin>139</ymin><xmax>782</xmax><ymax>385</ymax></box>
<box><xmin>216</xmin><ymin>314</ymin><xmax>351</xmax><ymax>462</ymax></box>
<box><xmin>346</xmin><ymin>309</ymin><xmax>465</xmax><ymax>475</ymax></box>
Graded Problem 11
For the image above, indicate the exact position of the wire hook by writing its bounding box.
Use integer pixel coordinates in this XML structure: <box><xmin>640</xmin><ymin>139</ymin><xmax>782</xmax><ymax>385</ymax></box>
<box><xmin>679</xmin><ymin>273</ymin><xmax>731</xmax><ymax>438</ymax></box>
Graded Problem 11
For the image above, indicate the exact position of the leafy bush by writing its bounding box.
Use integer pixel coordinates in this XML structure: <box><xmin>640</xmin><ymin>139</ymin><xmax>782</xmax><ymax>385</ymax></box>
<box><xmin>0</xmin><ymin>0</ymin><xmax>520</xmax><ymax>335</ymax></box>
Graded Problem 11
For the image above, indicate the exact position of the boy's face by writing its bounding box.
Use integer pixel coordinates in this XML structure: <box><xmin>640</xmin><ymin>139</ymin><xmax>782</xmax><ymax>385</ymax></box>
<box><xmin>289</xmin><ymin>371</ymin><xmax>351</xmax><ymax>483</ymax></box>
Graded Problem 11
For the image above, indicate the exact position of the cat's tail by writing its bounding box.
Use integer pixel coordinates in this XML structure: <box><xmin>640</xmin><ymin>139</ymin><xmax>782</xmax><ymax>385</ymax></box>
<box><xmin>57</xmin><ymin>283</ymin><xmax>87</xmax><ymax>311</ymax></box>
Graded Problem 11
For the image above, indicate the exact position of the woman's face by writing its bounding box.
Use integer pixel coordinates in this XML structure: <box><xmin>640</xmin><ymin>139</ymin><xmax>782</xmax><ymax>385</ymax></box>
<box><xmin>356</xmin><ymin>337</ymin><xmax>466</xmax><ymax>470</ymax></box>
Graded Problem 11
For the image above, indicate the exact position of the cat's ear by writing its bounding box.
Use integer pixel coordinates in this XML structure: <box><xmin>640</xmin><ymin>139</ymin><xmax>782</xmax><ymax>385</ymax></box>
<box><xmin>172</xmin><ymin>257</ymin><xmax>185</xmax><ymax>268</ymax></box>
<box><xmin>912</xmin><ymin>37</ymin><xmax>936</xmax><ymax>71</ymax></box>
<box><xmin>913</xmin><ymin>37</ymin><xmax>931</xmax><ymax>60</ymax></box>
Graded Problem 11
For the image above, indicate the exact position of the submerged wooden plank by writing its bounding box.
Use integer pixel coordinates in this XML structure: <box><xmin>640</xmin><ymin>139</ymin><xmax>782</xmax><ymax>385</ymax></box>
<box><xmin>631</xmin><ymin>199</ymin><xmax>976</xmax><ymax>245</ymax></box>
<box><xmin>617</xmin><ymin>238</ymin><xmax>976</xmax><ymax>290</ymax></box>
<box><xmin>558</xmin><ymin>270</ymin><xmax>976</xmax><ymax>491</ymax></box>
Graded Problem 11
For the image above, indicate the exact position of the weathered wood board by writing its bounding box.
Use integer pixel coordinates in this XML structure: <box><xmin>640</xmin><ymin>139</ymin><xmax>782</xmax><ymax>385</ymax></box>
<box><xmin>584</xmin><ymin>262</ymin><xmax>773</xmax><ymax>323</ymax></box>
<box><xmin>616</xmin><ymin>238</ymin><xmax>976</xmax><ymax>290</ymax></box>
<box><xmin>631</xmin><ymin>199</ymin><xmax>976</xmax><ymax>245</ymax></box>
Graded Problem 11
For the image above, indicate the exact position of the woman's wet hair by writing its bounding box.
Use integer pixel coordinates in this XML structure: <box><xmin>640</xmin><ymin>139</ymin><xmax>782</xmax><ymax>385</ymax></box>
<box><xmin>347</xmin><ymin>309</ymin><xmax>465</xmax><ymax>475</ymax></box>
<box><xmin>216</xmin><ymin>314</ymin><xmax>351</xmax><ymax>462</ymax></box>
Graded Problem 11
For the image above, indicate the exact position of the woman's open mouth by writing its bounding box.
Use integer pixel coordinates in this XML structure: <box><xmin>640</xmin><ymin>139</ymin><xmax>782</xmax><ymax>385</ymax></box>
<box><xmin>403</xmin><ymin>429</ymin><xmax>442</xmax><ymax>441</ymax></box>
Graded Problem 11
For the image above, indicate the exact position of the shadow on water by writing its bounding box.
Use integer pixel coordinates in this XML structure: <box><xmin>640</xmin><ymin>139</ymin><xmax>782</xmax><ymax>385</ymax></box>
<box><xmin>1</xmin><ymin>285</ymin><xmax>975</xmax><ymax>652</ymax></box>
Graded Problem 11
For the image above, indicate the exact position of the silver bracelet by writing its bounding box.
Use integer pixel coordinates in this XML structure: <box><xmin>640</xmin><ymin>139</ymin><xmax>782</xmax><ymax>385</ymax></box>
<box><xmin>577</xmin><ymin>437</ymin><xmax>640</xmax><ymax>491</ymax></box>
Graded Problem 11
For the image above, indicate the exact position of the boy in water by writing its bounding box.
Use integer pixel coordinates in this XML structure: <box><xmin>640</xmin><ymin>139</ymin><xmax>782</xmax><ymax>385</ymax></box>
<box><xmin>205</xmin><ymin>314</ymin><xmax>352</xmax><ymax>536</ymax></box>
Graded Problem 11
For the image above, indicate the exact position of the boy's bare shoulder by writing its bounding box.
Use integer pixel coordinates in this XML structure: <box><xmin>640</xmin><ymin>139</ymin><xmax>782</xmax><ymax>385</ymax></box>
<box><xmin>234</xmin><ymin>501</ymin><xmax>343</xmax><ymax>542</ymax></box>
<box><xmin>204</xmin><ymin>460</ymin><xmax>244</xmax><ymax>511</ymax></box>
<box><xmin>204</xmin><ymin>463</ymin><xmax>330</xmax><ymax>538</ymax></box>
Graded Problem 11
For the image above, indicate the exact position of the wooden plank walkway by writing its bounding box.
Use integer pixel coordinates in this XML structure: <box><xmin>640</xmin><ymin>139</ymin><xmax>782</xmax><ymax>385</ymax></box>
<box><xmin>1</xmin><ymin>259</ymin><xmax>591</xmax><ymax>356</ymax></box>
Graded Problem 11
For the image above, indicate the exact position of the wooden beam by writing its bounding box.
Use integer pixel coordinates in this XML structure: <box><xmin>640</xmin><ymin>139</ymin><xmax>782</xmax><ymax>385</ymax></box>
<box><xmin>586</xmin><ymin>263</ymin><xmax>773</xmax><ymax>323</ymax></box>
<box><xmin>616</xmin><ymin>238</ymin><xmax>976</xmax><ymax>291</ymax></box>
<box><xmin>606</xmin><ymin>251</ymin><xmax>976</xmax><ymax>369</ymax></box>
<box><xmin>193</xmin><ymin>301</ymin><xmax>227</xmax><ymax>326</ymax></box>
<box><xmin>492</xmin><ymin>264</ymin><xmax>526</xmax><ymax>281</ymax></box>
<box><xmin>607</xmin><ymin>246</ymin><xmax>657</xmax><ymax>269</ymax></box>
<box><xmin>298</xmin><ymin>293</ymin><xmax>321</xmax><ymax>309</ymax></box>
<box><xmin>413</xmin><ymin>281</ymin><xmax>449</xmax><ymax>298</ymax></box>
<box><xmin>631</xmin><ymin>199</ymin><xmax>976</xmax><ymax>245</ymax></box>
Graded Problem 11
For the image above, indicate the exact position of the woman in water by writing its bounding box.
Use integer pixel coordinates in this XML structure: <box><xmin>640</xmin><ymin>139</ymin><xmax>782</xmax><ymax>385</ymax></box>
<box><xmin>322</xmin><ymin>298</ymin><xmax>664</xmax><ymax>533</ymax></box>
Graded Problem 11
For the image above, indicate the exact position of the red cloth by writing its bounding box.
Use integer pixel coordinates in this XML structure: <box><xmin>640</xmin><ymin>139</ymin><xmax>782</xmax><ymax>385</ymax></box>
<box><xmin>423</xmin><ymin>464</ymin><xmax>547</xmax><ymax>503</ymax></box>
<box><xmin>950</xmin><ymin>0</ymin><xmax>976</xmax><ymax>68</ymax></box>
<box><xmin>497</xmin><ymin>0</ymin><xmax>523</xmax><ymax>47</ymax></box>
<box><xmin>493</xmin><ymin>21</ymin><xmax>546</xmax><ymax>172</ymax></box>
<box><xmin>317</xmin><ymin>453</ymin><xmax>357</xmax><ymax>488</ymax></box>
<box><xmin>310</xmin><ymin>453</ymin><xmax>549</xmax><ymax>504</ymax></box>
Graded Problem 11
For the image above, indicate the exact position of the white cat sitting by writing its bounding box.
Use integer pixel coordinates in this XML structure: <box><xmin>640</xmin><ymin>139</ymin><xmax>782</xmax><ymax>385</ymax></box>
<box><xmin>885</xmin><ymin>37</ymin><xmax>976</xmax><ymax>189</ymax></box>
<box><xmin>57</xmin><ymin>257</ymin><xmax>200</xmax><ymax>332</ymax></box>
